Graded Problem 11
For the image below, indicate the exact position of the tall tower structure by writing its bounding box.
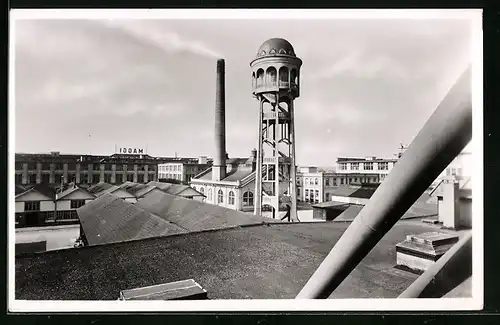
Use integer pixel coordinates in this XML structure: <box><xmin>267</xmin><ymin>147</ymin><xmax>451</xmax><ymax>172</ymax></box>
<box><xmin>251</xmin><ymin>38</ymin><xmax>302</xmax><ymax>221</ymax></box>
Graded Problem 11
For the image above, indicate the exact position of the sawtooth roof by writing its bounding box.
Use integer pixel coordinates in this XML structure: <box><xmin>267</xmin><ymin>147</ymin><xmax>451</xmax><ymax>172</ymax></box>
<box><xmin>76</xmin><ymin>193</ymin><xmax>187</xmax><ymax>246</ymax></box>
<box><xmin>136</xmin><ymin>189</ymin><xmax>271</xmax><ymax>232</ymax></box>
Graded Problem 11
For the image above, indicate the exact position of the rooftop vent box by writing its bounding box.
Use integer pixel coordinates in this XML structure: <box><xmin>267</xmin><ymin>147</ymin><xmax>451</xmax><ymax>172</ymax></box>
<box><xmin>119</xmin><ymin>279</ymin><xmax>208</xmax><ymax>301</ymax></box>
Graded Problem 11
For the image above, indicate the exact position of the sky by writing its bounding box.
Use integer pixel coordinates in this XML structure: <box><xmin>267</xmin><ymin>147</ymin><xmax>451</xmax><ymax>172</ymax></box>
<box><xmin>14</xmin><ymin>14</ymin><xmax>474</xmax><ymax>166</ymax></box>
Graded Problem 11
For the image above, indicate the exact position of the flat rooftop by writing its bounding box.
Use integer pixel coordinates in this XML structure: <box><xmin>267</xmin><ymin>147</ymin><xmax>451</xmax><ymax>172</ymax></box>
<box><xmin>15</xmin><ymin>220</ymin><xmax>468</xmax><ymax>300</ymax></box>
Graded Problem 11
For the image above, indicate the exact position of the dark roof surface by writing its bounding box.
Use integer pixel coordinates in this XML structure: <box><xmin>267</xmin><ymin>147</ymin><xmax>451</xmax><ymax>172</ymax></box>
<box><xmin>76</xmin><ymin>193</ymin><xmax>187</xmax><ymax>246</ymax></box>
<box><xmin>16</xmin><ymin>221</ymin><xmax>449</xmax><ymax>300</ymax></box>
<box><xmin>87</xmin><ymin>182</ymin><xmax>116</xmax><ymax>195</ymax></box>
<box><xmin>16</xmin><ymin>184</ymin><xmax>57</xmax><ymax>200</ymax></box>
<box><xmin>136</xmin><ymin>190</ymin><xmax>271</xmax><ymax>232</ymax></box>
<box><xmin>195</xmin><ymin>167</ymin><xmax>254</xmax><ymax>182</ymax></box>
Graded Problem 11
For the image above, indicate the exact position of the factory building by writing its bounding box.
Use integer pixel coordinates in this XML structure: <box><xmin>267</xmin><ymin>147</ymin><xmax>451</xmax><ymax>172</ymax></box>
<box><xmin>13</xmin><ymin>151</ymin><xmax>192</xmax><ymax>187</ymax></box>
<box><xmin>296</xmin><ymin>166</ymin><xmax>381</xmax><ymax>204</ymax></box>
<box><xmin>157</xmin><ymin>156</ymin><xmax>211</xmax><ymax>184</ymax></box>
<box><xmin>335</xmin><ymin>156</ymin><xmax>397</xmax><ymax>181</ymax></box>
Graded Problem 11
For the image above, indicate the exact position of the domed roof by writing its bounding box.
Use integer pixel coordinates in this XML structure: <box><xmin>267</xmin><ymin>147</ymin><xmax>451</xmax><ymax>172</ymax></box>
<box><xmin>256</xmin><ymin>38</ymin><xmax>296</xmax><ymax>58</ymax></box>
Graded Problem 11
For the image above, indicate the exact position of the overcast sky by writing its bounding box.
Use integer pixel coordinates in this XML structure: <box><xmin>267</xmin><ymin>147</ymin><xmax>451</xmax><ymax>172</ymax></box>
<box><xmin>14</xmin><ymin>15</ymin><xmax>473</xmax><ymax>165</ymax></box>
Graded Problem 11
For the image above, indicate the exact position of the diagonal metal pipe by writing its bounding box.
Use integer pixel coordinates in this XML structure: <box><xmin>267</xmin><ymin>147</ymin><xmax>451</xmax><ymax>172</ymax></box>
<box><xmin>296</xmin><ymin>65</ymin><xmax>472</xmax><ymax>299</ymax></box>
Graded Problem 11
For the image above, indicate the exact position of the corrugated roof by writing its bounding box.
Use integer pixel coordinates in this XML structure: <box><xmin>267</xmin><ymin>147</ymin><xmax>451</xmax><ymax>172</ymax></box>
<box><xmin>88</xmin><ymin>182</ymin><xmax>116</xmax><ymax>195</ymax></box>
<box><xmin>56</xmin><ymin>185</ymin><xmax>94</xmax><ymax>200</ymax></box>
<box><xmin>15</xmin><ymin>221</ymin><xmax>458</xmax><ymax>300</ymax></box>
<box><xmin>16</xmin><ymin>184</ymin><xmax>57</xmax><ymax>200</ymax></box>
<box><xmin>196</xmin><ymin>167</ymin><xmax>253</xmax><ymax>182</ymax></box>
<box><xmin>76</xmin><ymin>193</ymin><xmax>187</xmax><ymax>246</ymax></box>
<box><xmin>136</xmin><ymin>189</ymin><xmax>270</xmax><ymax>232</ymax></box>
<box><xmin>328</xmin><ymin>186</ymin><xmax>360</xmax><ymax>198</ymax></box>
<box><xmin>15</xmin><ymin>185</ymin><xmax>28</xmax><ymax>196</ymax></box>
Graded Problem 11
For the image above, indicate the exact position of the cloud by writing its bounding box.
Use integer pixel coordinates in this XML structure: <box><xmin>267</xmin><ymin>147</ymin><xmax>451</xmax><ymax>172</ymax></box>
<box><xmin>102</xmin><ymin>20</ymin><xmax>223</xmax><ymax>59</ymax></box>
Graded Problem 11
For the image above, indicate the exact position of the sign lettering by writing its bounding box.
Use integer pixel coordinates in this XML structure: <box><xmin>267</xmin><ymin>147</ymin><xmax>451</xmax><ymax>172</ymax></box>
<box><xmin>118</xmin><ymin>147</ymin><xmax>145</xmax><ymax>155</ymax></box>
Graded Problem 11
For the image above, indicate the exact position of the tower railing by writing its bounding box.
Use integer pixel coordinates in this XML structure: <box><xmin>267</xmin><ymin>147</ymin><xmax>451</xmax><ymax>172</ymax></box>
<box><xmin>296</xmin><ymin>65</ymin><xmax>473</xmax><ymax>299</ymax></box>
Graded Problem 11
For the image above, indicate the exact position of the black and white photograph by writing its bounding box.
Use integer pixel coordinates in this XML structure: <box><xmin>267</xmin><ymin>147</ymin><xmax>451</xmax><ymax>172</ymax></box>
<box><xmin>9</xmin><ymin>9</ymin><xmax>483</xmax><ymax>312</ymax></box>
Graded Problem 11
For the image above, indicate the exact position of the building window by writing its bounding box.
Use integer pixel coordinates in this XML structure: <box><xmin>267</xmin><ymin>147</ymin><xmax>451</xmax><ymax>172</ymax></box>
<box><xmin>325</xmin><ymin>178</ymin><xmax>329</xmax><ymax>186</ymax></box>
<box><xmin>451</xmin><ymin>168</ymin><xmax>457</xmax><ymax>176</ymax></box>
<box><xmin>42</xmin><ymin>174</ymin><xmax>50</xmax><ymax>184</ymax></box>
<box><xmin>325</xmin><ymin>193</ymin><xmax>330</xmax><ymax>201</ymax></box>
<box><xmin>71</xmin><ymin>200</ymin><xmax>86</xmax><ymax>209</ymax></box>
<box><xmin>305</xmin><ymin>189</ymin><xmax>309</xmax><ymax>198</ymax></box>
<box><xmin>305</xmin><ymin>178</ymin><xmax>309</xmax><ymax>186</ymax></box>
<box><xmin>446</xmin><ymin>168</ymin><xmax>451</xmax><ymax>176</ymax></box>
<box><xmin>354</xmin><ymin>177</ymin><xmax>358</xmax><ymax>183</ymax></box>
<box><xmin>332</xmin><ymin>178</ymin><xmax>336</xmax><ymax>185</ymax></box>
<box><xmin>28</xmin><ymin>174</ymin><xmax>36</xmax><ymax>184</ymax></box>
<box><xmin>363</xmin><ymin>162</ymin><xmax>373</xmax><ymax>170</ymax></box>
<box><xmin>200</xmin><ymin>187</ymin><xmax>205</xmax><ymax>194</ymax></box>
<box><xmin>104</xmin><ymin>174</ymin><xmax>112</xmax><ymax>183</ymax></box>
<box><xmin>92</xmin><ymin>174</ymin><xmax>101</xmax><ymax>184</ymax></box>
<box><xmin>25</xmin><ymin>201</ymin><xmax>40</xmax><ymax>211</ymax></box>
<box><xmin>229</xmin><ymin>191</ymin><xmax>235</xmax><ymax>205</ymax></box>
<box><xmin>208</xmin><ymin>189</ymin><xmax>213</xmax><ymax>201</ymax></box>
<box><xmin>115</xmin><ymin>174</ymin><xmax>122</xmax><ymax>184</ymax></box>
<box><xmin>314</xmin><ymin>178</ymin><xmax>319</xmax><ymax>185</ymax></box>
<box><xmin>137</xmin><ymin>174</ymin><xmax>144</xmax><ymax>183</ymax></box>
<box><xmin>243</xmin><ymin>191</ymin><xmax>254</xmax><ymax>206</ymax></box>
<box><xmin>217</xmin><ymin>189</ymin><xmax>224</xmax><ymax>204</ymax></box>
<box><xmin>339</xmin><ymin>163</ymin><xmax>347</xmax><ymax>170</ymax></box>
<box><xmin>340</xmin><ymin>178</ymin><xmax>344</xmax><ymax>185</ymax></box>
<box><xmin>80</xmin><ymin>173</ymin><xmax>88</xmax><ymax>184</ymax></box>
<box><xmin>378</xmin><ymin>162</ymin><xmax>389</xmax><ymax>170</ymax></box>
<box><xmin>15</xmin><ymin>174</ymin><xmax>22</xmax><ymax>185</ymax></box>
<box><xmin>54</xmin><ymin>174</ymin><xmax>63</xmax><ymax>185</ymax></box>
<box><xmin>351</xmin><ymin>163</ymin><xmax>359</xmax><ymax>170</ymax></box>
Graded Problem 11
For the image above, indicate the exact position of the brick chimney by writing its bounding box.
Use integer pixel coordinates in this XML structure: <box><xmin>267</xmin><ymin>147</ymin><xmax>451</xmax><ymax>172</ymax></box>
<box><xmin>213</xmin><ymin>59</ymin><xmax>227</xmax><ymax>181</ymax></box>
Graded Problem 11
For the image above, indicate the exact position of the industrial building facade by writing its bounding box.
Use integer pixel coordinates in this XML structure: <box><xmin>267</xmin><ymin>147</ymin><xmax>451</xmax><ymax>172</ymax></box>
<box><xmin>13</xmin><ymin>152</ymin><xmax>180</xmax><ymax>186</ymax></box>
<box><xmin>297</xmin><ymin>166</ymin><xmax>382</xmax><ymax>204</ymax></box>
<box><xmin>335</xmin><ymin>156</ymin><xmax>397</xmax><ymax>181</ymax></box>
<box><xmin>157</xmin><ymin>156</ymin><xmax>211</xmax><ymax>184</ymax></box>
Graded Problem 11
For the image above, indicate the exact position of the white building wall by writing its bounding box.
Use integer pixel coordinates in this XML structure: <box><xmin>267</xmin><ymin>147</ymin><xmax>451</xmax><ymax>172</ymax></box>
<box><xmin>459</xmin><ymin>199</ymin><xmax>472</xmax><ymax>228</ymax></box>
<box><xmin>40</xmin><ymin>201</ymin><xmax>55</xmax><ymax>212</ymax></box>
<box><xmin>56</xmin><ymin>200</ymin><xmax>71</xmax><ymax>211</ymax></box>
<box><xmin>15</xmin><ymin>202</ymin><xmax>24</xmax><ymax>213</ymax></box>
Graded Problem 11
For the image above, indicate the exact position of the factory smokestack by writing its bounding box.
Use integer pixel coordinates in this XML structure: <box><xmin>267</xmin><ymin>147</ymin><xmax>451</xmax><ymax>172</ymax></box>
<box><xmin>213</xmin><ymin>59</ymin><xmax>227</xmax><ymax>181</ymax></box>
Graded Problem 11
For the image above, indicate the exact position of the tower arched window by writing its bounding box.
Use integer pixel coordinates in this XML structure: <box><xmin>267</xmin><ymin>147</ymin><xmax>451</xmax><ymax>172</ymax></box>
<box><xmin>243</xmin><ymin>191</ymin><xmax>254</xmax><ymax>206</ymax></box>
<box><xmin>266</xmin><ymin>67</ymin><xmax>277</xmax><ymax>86</ymax></box>
<box><xmin>279</xmin><ymin>66</ymin><xmax>289</xmax><ymax>84</ymax></box>
<box><xmin>256</xmin><ymin>69</ymin><xmax>264</xmax><ymax>87</ymax></box>
<box><xmin>218</xmin><ymin>189</ymin><xmax>224</xmax><ymax>204</ymax></box>
<box><xmin>252</xmin><ymin>72</ymin><xmax>256</xmax><ymax>89</ymax></box>
<box><xmin>228</xmin><ymin>191</ymin><xmax>235</xmax><ymax>205</ymax></box>
<box><xmin>290</xmin><ymin>69</ymin><xmax>298</xmax><ymax>85</ymax></box>
<box><xmin>208</xmin><ymin>188</ymin><xmax>212</xmax><ymax>201</ymax></box>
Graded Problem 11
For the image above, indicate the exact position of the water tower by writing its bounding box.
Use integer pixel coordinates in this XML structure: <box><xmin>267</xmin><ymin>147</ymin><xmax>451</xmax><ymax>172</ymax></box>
<box><xmin>251</xmin><ymin>38</ymin><xmax>302</xmax><ymax>221</ymax></box>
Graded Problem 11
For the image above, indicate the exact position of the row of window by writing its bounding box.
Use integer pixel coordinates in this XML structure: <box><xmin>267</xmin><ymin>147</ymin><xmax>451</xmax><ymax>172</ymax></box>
<box><xmin>338</xmin><ymin>162</ymin><xmax>389</xmax><ymax>171</ymax></box>
<box><xmin>194</xmin><ymin>187</ymin><xmax>255</xmax><ymax>207</ymax></box>
<box><xmin>15</xmin><ymin>163</ymin><xmax>158</xmax><ymax>172</ymax></box>
<box><xmin>24</xmin><ymin>199</ymin><xmax>86</xmax><ymax>212</ymax></box>
<box><xmin>300</xmin><ymin>176</ymin><xmax>379</xmax><ymax>187</ymax></box>
<box><xmin>158</xmin><ymin>165</ymin><xmax>182</xmax><ymax>172</ymax></box>
<box><xmin>15</xmin><ymin>173</ymin><xmax>155</xmax><ymax>185</ymax></box>
<box><xmin>158</xmin><ymin>173</ymin><xmax>182</xmax><ymax>181</ymax></box>
<box><xmin>446</xmin><ymin>167</ymin><xmax>463</xmax><ymax>176</ymax></box>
